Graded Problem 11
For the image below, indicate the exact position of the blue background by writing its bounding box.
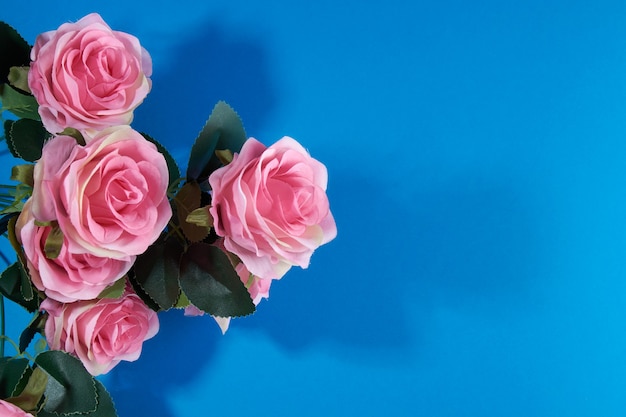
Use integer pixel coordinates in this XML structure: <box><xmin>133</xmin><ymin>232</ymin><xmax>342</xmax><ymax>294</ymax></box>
<box><xmin>4</xmin><ymin>1</ymin><xmax>626</xmax><ymax>415</ymax></box>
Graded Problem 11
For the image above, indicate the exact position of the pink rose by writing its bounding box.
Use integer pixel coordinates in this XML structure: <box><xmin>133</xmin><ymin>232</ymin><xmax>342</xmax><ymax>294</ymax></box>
<box><xmin>31</xmin><ymin>126</ymin><xmax>171</xmax><ymax>259</ymax></box>
<box><xmin>41</xmin><ymin>286</ymin><xmax>159</xmax><ymax>376</ymax></box>
<box><xmin>209</xmin><ymin>137</ymin><xmax>337</xmax><ymax>279</ymax></box>
<box><xmin>28</xmin><ymin>13</ymin><xmax>152</xmax><ymax>134</ymax></box>
<box><xmin>0</xmin><ymin>400</ymin><xmax>34</xmax><ymax>417</ymax></box>
<box><xmin>235</xmin><ymin>262</ymin><xmax>272</xmax><ymax>305</ymax></box>
<box><xmin>16</xmin><ymin>200</ymin><xmax>133</xmax><ymax>303</ymax></box>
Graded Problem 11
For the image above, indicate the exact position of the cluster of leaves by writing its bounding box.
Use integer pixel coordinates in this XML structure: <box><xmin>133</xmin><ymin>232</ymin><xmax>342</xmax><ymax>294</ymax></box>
<box><xmin>130</xmin><ymin>100</ymin><xmax>255</xmax><ymax>318</ymax></box>
<box><xmin>0</xmin><ymin>352</ymin><xmax>116</xmax><ymax>416</ymax></box>
<box><xmin>0</xmin><ymin>19</ymin><xmax>257</xmax><ymax>417</ymax></box>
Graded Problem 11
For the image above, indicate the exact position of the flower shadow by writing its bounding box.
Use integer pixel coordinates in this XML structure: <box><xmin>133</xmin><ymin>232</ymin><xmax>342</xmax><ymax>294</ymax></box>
<box><xmin>106</xmin><ymin>311</ymin><xmax>222</xmax><ymax>417</ymax></box>
<box><xmin>234</xmin><ymin>171</ymin><xmax>416</xmax><ymax>363</ymax></box>
<box><xmin>132</xmin><ymin>19</ymin><xmax>278</xmax><ymax>166</ymax></box>
<box><xmin>408</xmin><ymin>175</ymin><xmax>543</xmax><ymax>313</ymax></box>
<box><xmin>235</xmin><ymin>167</ymin><xmax>542</xmax><ymax>365</ymax></box>
<box><xmin>107</xmin><ymin>17</ymin><xmax>277</xmax><ymax>417</ymax></box>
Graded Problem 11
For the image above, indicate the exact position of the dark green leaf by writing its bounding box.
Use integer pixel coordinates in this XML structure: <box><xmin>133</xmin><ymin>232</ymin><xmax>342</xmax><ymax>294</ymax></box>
<box><xmin>19</xmin><ymin>263</ymin><xmax>34</xmax><ymax>302</ymax></box>
<box><xmin>10</xmin><ymin>365</ymin><xmax>32</xmax><ymax>399</ymax></box>
<box><xmin>88</xmin><ymin>379</ymin><xmax>118</xmax><ymax>417</ymax></box>
<box><xmin>0</xmin><ymin>84</ymin><xmax>40</xmax><ymax>120</ymax></box>
<box><xmin>35</xmin><ymin>351</ymin><xmax>97</xmax><ymax>415</ymax></box>
<box><xmin>3</xmin><ymin>119</ymin><xmax>14</xmax><ymax>145</ymax></box>
<box><xmin>127</xmin><ymin>269</ymin><xmax>161</xmax><ymax>312</ymax></box>
<box><xmin>0</xmin><ymin>22</ymin><xmax>30</xmax><ymax>84</ymax></box>
<box><xmin>5</xmin><ymin>118</ymin><xmax>49</xmax><ymax>161</ymax></box>
<box><xmin>0</xmin><ymin>357</ymin><xmax>30</xmax><ymax>398</ymax></box>
<box><xmin>7</xmin><ymin>216</ymin><xmax>28</xmax><ymax>275</ymax></box>
<box><xmin>186</xmin><ymin>101</ymin><xmax>247</xmax><ymax>182</ymax></box>
<box><xmin>141</xmin><ymin>133</ymin><xmax>181</xmax><ymax>189</ymax></box>
<box><xmin>0</xmin><ymin>262</ymin><xmax>39</xmax><ymax>312</ymax></box>
<box><xmin>19</xmin><ymin>312</ymin><xmax>46</xmax><ymax>353</ymax></box>
<box><xmin>179</xmin><ymin>242</ymin><xmax>255</xmax><ymax>317</ymax></box>
<box><xmin>0</xmin><ymin>213</ymin><xmax>14</xmax><ymax>236</ymax></box>
<box><xmin>6</xmin><ymin>367</ymin><xmax>47</xmax><ymax>413</ymax></box>
<box><xmin>133</xmin><ymin>239</ymin><xmax>183</xmax><ymax>310</ymax></box>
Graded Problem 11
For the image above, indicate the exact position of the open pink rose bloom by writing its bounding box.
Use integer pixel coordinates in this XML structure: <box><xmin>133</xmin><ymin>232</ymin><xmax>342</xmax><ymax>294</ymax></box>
<box><xmin>29</xmin><ymin>126</ymin><xmax>171</xmax><ymax>259</ymax></box>
<box><xmin>41</xmin><ymin>286</ymin><xmax>159</xmax><ymax>376</ymax></box>
<box><xmin>16</xmin><ymin>200</ymin><xmax>134</xmax><ymax>303</ymax></box>
<box><xmin>209</xmin><ymin>136</ymin><xmax>337</xmax><ymax>280</ymax></box>
<box><xmin>28</xmin><ymin>13</ymin><xmax>152</xmax><ymax>134</ymax></box>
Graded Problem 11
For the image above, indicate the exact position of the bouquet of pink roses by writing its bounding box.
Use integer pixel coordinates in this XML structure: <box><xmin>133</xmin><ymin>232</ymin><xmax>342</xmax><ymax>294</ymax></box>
<box><xmin>0</xmin><ymin>13</ymin><xmax>336</xmax><ymax>417</ymax></box>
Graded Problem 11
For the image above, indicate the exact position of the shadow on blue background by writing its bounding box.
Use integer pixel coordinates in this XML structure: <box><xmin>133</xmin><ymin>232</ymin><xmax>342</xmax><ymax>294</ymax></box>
<box><xmin>108</xmin><ymin>311</ymin><xmax>222</xmax><ymax>417</ymax></box>
<box><xmin>237</xmin><ymin>166</ymin><xmax>541</xmax><ymax>362</ymax></box>
<box><xmin>132</xmin><ymin>18</ymin><xmax>278</xmax><ymax>160</ymax></box>
<box><xmin>410</xmin><ymin>174</ymin><xmax>541</xmax><ymax>313</ymax></box>
<box><xmin>108</xmin><ymin>17</ymin><xmax>277</xmax><ymax>417</ymax></box>
<box><xmin>239</xmin><ymin>172</ymin><xmax>415</xmax><ymax>355</ymax></box>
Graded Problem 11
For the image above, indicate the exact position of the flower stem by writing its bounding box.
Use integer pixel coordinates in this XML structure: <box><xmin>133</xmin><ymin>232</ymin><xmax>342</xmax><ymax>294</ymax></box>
<box><xmin>0</xmin><ymin>336</ymin><xmax>34</xmax><ymax>361</ymax></box>
<box><xmin>0</xmin><ymin>295</ymin><xmax>4</xmax><ymax>357</ymax></box>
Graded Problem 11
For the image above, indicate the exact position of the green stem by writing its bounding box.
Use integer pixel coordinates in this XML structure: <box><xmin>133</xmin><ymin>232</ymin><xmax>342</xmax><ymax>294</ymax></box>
<box><xmin>0</xmin><ymin>336</ymin><xmax>34</xmax><ymax>361</ymax></box>
<box><xmin>0</xmin><ymin>295</ymin><xmax>4</xmax><ymax>357</ymax></box>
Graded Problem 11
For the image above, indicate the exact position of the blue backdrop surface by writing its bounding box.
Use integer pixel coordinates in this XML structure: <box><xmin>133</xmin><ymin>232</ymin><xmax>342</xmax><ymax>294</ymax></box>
<box><xmin>4</xmin><ymin>1</ymin><xmax>626</xmax><ymax>416</ymax></box>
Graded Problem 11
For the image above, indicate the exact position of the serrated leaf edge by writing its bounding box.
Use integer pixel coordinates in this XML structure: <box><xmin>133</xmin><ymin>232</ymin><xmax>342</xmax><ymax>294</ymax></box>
<box><xmin>10</xmin><ymin>363</ymin><xmax>32</xmax><ymax>397</ymax></box>
<box><xmin>0</xmin><ymin>21</ymin><xmax>31</xmax><ymax>54</ymax></box>
<box><xmin>36</xmin><ymin>351</ymin><xmax>99</xmax><ymax>416</ymax></box>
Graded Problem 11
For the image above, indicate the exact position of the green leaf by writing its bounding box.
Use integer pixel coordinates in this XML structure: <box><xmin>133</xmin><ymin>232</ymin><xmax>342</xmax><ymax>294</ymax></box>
<box><xmin>0</xmin><ymin>22</ymin><xmax>30</xmax><ymax>85</ymax></box>
<box><xmin>141</xmin><ymin>133</ymin><xmax>181</xmax><ymax>189</ymax></box>
<box><xmin>179</xmin><ymin>242</ymin><xmax>255</xmax><ymax>317</ymax></box>
<box><xmin>10</xmin><ymin>364</ymin><xmax>32</xmax><ymax>399</ymax></box>
<box><xmin>0</xmin><ymin>213</ymin><xmax>14</xmax><ymax>236</ymax></box>
<box><xmin>186</xmin><ymin>101</ymin><xmax>247</xmax><ymax>182</ymax></box>
<box><xmin>34</xmin><ymin>339</ymin><xmax>47</xmax><ymax>356</ymax></box>
<box><xmin>11</xmin><ymin>164</ymin><xmax>34</xmax><ymax>187</ymax></box>
<box><xmin>175</xmin><ymin>182</ymin><xmax>209</xmax><ymax>242</ymax></box>
<box><xmin>0</xmin><ymin>262</ymin><xmax>39</xmax><ymax>312</ymax></box>
<box><xmin>186</xmin><ymin>206</ymin><xmax>214</xmax><ymax>229</ymax></box>
<box><xmin>88</xmin><ymin>379</ymin><xmax>118</xmax><ymax>417</ymax></box>
<box><xmin>0</xmin><ymin>357</ymin><xmax>30</xmax><ymax>399</ymax></box>
<box><xmin>127</xmin><ymin>270</ymin><xmax>161</xmax><ymax>312</ymax></box>
<box><xmin>8</xmin><ymin>66</ymin><xmax>30</xmax><ymax>93</ymax></box>
<box><xmin>35</xmin><ymin>351</ymin><xmax>97</xmax><ymax>415</ymax></box>
<box><xmin>214</xmin><ymin>148</ymin><xmax>234</xmax><ymax>165</ymax></box>
<box><xmin>6</xmin><ymin>367</ymin><xmax>47</xmax><ymax>413</ymax></box>
<box><xmin>133</xmin><ymin>239</ymin><xmax>183</xmax><ymax>310</ymax></box>
<box><xmin>97</xmin><ymin>277</ymin><xmax>127</xmax><ymax>299</ymax></box>
<box><xmin>19</xmin><ymin>312</ymin><xmax>46</xmax><ymax>353</ymax></box>
<box><xmin>174</xmin><ymin>290</ymin><xmax>191</xmax><ymax>308</ymax></box>
<box><xmin>3</xmin><ymin>119</ymin><xmax>13</xmax><ymax>143</ymax></box>
<box><xmin>20</xmin><ymin>263</ymin><xmax>34</xmax><ymax>302</ymax></box>
<box><xmin>7</xmin><ymin>216</ymin><xmax>29</xmax><ymax>275</ymax></box>
<box><xmin>58</xmin><ymin>127</ymin><xmax>85</xmax><ymax>146</ymax></box>
<box><xmin>0</xmin><ymin>83</ymin><xmax>40</xmax><ymax>120</ymax></box>
<box><xmin>43</xmin><ymin>222</ymin><xmax>63</xmax><ymax>259</ymax></box>
<box><xmin>5</xmin><ymin>117</ymin><xmax>49</xmax><ymax>161</ymax></box>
